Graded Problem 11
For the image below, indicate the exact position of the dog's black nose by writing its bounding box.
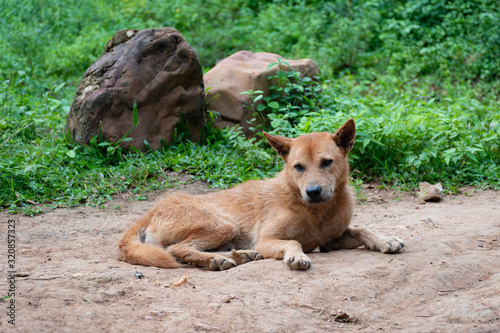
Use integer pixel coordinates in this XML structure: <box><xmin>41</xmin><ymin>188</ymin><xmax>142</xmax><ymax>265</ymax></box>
<box><xmin>306</xmin><ymin>186</ymin><xmax>322</xmax><ymax>199</ymax></box>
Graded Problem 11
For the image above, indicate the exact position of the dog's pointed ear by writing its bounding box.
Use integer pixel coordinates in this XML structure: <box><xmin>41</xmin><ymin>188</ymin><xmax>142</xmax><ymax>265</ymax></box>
<box><xmin>332</xmin><ymin>118</ymin><xmax>356</xmax><ymax>155</ymax></box>
<box><xmin>263</xmin><ymin>132</ymin><xmax>292</xmax><ymax>159</ymax></box>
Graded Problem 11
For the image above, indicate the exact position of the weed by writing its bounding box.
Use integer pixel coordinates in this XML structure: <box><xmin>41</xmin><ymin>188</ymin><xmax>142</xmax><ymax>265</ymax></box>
<box><xmin>1</xmin><ymin>0</ymin><xmax>499</xmax><ymax>215</ymax></box>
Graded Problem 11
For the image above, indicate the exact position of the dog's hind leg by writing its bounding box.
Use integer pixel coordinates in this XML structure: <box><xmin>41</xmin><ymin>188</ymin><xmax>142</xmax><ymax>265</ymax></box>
<box><xmin>320</xmin><ymin>227</ymin><xmax>405</xmax><ymax>254</ymax></box>
<box><xmin>168</xmin><ymin>242</ymin><xmax>236</xmax><ymax>270</ymax></box>
<box><xmin>169</xmin><ymin>243</ymin><xmax>263</xmax><ymax>270</ymax></box>
<box><xmin>205</xmin><ymin>243</ymin><xmax>263</xmax><ymax>265</ymax></box>
<box><xmin>167</xmin><ymin>223</ymin><xmax>241</xmax><ymax>270</ymax></box>
<box><xmin>166</xmin><ymin>212</ymin><xmax>265</xmax><ymax>270</ymax></box>
<box><xmin>228</xmin><ymin>250</ymin><xmax>263</xmax><ymax>265</ymax></box>
<box><xmin>165</xmin><ymin>218</ymin><xmax>241</xmax><ymax>271</ymax></box>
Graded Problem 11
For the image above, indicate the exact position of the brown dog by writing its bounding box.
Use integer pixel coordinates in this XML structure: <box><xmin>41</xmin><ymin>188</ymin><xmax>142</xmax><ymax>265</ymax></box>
<box><xmin>118</xmin><ymin>119</ymin><xmax>404</xmax><ymax>270</ymax></box>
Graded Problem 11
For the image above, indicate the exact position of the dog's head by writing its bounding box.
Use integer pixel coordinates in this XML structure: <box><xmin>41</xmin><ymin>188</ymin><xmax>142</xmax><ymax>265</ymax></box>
<box><xmin>264</xmin><ymin>119</ymin><xmax>356</xmax><ymax>204</ymax></box>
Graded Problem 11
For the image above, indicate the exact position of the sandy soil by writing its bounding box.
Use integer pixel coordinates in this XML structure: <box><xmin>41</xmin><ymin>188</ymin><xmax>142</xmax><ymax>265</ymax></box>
<box><xmin>1</xmin><ymin>178</ymin><xmax>499</xmax><ymax>332</ymax></box>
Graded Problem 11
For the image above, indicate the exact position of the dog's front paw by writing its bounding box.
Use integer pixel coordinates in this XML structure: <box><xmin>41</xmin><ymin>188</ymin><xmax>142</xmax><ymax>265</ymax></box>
<box><xmin>209</xmin><ymin>257</ymin><xmax>236</xmax><ymax>271</ymax></box>
<box><xmin>285</xmin><ymin>253</ymin><xmax>311</xmax><ymax>270</ymax></box>
<box><xmin>377</xmin><ymin>237</ymin><xmax>405</xmax><ymax>254</ymax></box>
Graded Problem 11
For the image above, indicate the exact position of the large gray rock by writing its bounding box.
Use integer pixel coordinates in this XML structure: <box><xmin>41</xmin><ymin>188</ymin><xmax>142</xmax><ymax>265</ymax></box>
<box><xmin>66</xmin><ymin>28</ymin><xmax>205</xmax><ymax>150</ymax></box>
<box><xmin>203</xmin><ymin>51</ymin><xmax>320</xmax><ymax>135</ymax></box>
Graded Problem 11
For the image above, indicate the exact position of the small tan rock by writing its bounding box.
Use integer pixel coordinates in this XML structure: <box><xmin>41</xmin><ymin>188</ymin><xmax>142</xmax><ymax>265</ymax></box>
<box><xmin>418</xmin><ymin>182</ymin><xmax>443</xmax><ymax>202</ymax></box>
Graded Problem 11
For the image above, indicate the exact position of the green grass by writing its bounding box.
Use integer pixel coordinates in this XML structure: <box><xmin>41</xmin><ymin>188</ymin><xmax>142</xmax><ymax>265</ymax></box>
<box><xmin>1</xmin><ymin>0</ymin><xmax>499</xmax><ymax>215</ymax></box>
<box><xmin>0</xmin><ymin>70</ymin><xmax>279</xmax><ymax>215</ymax></box>
<box><xmin>0</xmin><ymin>77</ymin><xmax>278</xmax><ymax>215</ymax></box>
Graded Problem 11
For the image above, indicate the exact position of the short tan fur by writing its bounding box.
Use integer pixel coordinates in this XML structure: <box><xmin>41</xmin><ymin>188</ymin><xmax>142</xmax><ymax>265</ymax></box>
<box><xmin>118</xmin><ymin>119</ymin><xmax>405</xmax><ymax>270</ymax></box>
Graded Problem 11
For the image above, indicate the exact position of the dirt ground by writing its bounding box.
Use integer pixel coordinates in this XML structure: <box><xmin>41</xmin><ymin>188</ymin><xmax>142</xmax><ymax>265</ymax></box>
<box><xmin>1</xmin><ymin>177</ymin><xmax>499</xmax><ymax>333</ymax></box>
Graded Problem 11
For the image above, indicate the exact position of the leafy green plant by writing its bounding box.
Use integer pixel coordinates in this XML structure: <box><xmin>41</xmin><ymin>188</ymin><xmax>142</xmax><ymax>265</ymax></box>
<box><xmin>239</xmin><ymin>89</ymin><xmax>266</xmax><ymax>130</ymax></box>
<box><xmin>241</xmin><ymin>59</ymin><xmax>338</xmax><ymax>135</ymax></box>
<box><xmin>1</xmin><ymin>0</ymin><xmax>499</xmax><ymax>215</ymax></box>
<box><xmin>270</xmin><ymin>88</ymin><xmax>500</xmax><ymax>190</ymax></box>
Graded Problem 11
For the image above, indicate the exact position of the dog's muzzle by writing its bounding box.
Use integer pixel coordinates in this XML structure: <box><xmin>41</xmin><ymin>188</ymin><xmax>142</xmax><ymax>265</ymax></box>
<box><xmin>304</xmin><ymin>186</ymin><xmax>332</xmax><ymax>204</ymax></box>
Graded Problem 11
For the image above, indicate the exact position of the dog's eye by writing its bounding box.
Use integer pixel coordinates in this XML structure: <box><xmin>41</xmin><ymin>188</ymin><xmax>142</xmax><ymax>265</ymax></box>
<box><xmin>294</xmin><ymin>164</ymin><xmax>305</xmax><ymax>172</ymax></box>
<box><xmin>321</xmin><ymin>159</ymin><xmax>333</xmax><ymax>168</ymax></box>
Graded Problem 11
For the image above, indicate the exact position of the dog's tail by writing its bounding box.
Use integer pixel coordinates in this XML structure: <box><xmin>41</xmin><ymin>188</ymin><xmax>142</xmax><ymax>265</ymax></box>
<box><xmin>118</xmin><ymin>217</ymin><xmax>181</xmax><ymax>269</ymax></box>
